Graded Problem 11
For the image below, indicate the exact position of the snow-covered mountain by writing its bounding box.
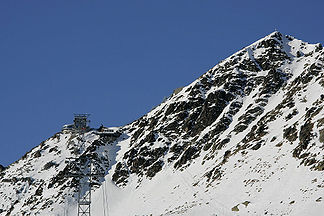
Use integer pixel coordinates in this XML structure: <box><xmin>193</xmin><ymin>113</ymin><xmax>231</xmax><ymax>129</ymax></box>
<box><xmin>1</xmin><ymin>31</ymin><xmax>324</xmax><ymax>216</ymax></box>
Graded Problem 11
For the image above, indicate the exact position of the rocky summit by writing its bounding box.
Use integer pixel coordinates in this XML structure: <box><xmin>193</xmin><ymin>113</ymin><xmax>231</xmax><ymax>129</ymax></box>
<box><xmin>1</xmin><ymin>31</ymin><xmax>324</xmax><ymax>215</ymax></box>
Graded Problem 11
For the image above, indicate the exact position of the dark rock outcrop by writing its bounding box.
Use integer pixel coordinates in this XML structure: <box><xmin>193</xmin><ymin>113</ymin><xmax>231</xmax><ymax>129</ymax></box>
<box><xmin>0</xmin><ymin>164</ymin><xmax>5</xmax><ymax>172</ymax></box>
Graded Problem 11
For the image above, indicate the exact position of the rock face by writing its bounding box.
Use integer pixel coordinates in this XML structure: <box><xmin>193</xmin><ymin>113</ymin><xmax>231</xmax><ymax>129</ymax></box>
<box><xmin>1</xmin><ymin>31</ymin><xmax>324</xmax><ymax>215</ymax></box>
<box><xmin>112</xmin><ymin>31</ymin><xmax>324</xmax><ymax>186</ymax></box>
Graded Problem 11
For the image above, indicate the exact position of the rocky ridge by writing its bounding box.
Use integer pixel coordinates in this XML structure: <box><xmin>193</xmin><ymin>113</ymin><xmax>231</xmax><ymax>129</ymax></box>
<box><xmin>112</xmin><ymin>31</ymin><xmax>324</xmax><ymax>186</ymax></box>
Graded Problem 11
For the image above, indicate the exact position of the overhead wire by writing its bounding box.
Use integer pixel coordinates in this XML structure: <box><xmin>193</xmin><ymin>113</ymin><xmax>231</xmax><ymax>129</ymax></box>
<box><xmin>102</xmin><ymin>150</ymin><xmax>110</xmax><ymax>216</ymax></box>
<box><xmin>104</xmin><ymin>179</ymin><xmax>110</xmax><ymax>216</ymax></box>
<box><xmin>102</xmin><ymin>181</ymin><xmax>107</xmax><ymax>216</ymax></box>
<box><xmin>183</xmin><ymin>168</ymin><xmax>231</xmax><ymax>216</ymax></box>
<box><xmin>175</xmin><ymin>169</ymin><xmax>219</xmax><ymax>215</ymax></box>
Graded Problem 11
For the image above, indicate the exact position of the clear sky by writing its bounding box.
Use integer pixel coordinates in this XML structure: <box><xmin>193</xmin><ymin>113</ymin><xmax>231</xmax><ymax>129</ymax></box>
<box><xmin>0</xmin><ymin>0</ymin><xmax>323</xmax><ymax>166</ymax></box>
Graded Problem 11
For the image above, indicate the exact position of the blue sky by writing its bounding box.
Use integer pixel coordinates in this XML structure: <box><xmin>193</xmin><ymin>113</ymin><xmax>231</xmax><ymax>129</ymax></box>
<box><xmin>0</xmin><ymin>0</ymin><xmax>323</xmax><ymax>166</ymax></box>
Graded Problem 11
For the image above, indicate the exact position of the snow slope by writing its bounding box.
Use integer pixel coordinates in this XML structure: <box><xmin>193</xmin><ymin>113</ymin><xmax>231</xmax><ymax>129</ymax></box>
<box><xmin>1</xmin><ymin>31</ymin><xmax>324</xmax><ymax>216</ymax></box>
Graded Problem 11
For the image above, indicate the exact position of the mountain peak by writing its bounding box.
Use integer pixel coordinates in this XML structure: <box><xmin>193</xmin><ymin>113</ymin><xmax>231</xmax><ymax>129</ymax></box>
<box><xmin>268</xmin><ymin>30</ymin><xmax>282</xmax><ymax>37</ymax></box>
<box><xmin>1</xmin><ymin>33</ymin><xmax>324</xmax><ymax>215</ymax></box>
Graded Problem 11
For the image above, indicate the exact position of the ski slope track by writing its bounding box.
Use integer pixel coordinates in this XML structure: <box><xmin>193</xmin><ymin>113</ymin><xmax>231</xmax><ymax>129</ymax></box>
<box><xmin>1</xmin><ymin>31</ymin><xmax>324</xmax><ymax>215</ymax></box>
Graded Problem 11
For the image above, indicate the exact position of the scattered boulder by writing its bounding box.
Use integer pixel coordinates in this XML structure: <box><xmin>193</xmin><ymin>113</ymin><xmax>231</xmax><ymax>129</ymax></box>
<box><xmin>231</xmin><ymin>205</ymin><xmax>239</xmax><ymax>212</ymax></box>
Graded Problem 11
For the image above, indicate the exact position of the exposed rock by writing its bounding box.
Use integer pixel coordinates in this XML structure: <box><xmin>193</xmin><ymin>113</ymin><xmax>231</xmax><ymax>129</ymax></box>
<box><xmin>112</xmin><ymin>162</ymin><xmax>129</xmax><ymax>185</ymax></box>
<box><xmin>35</xmin><ymin>185</ymin><xmax>43</xmax><ymax>196</ymax></box>
<box><xmin>231</xmin><ymin>205</ymin><xmax>239</xmax><ymax>212</ymax></box>
<box><xmin>320</xmin><ymin>129</ymin><xmax>324</xmax><ymax>143</ymax></box>
<box><xmin>293</xmin><ymin>121</ymin><xmax>314</xmax><ymax>158</ymax></box>
<box><xmin>315</xmin><ymin>161</ymin><xmax>324</xmax><ymax>171</ymax></box>
<box><xmin>33</xmin><ymin>150</ymin><xmax>41</xmax><ymax>158</ymax></box>
<box><xmin>242</xmin><ymin>201</ymin><xmax>251</xmax><ymax>207</ymax></box>
<box><xmin>146</xmin><ymin>160</ymin><xmax>164</xmax><ymax>178</ymax></box>
<box><xmin>0</xmin><ymin>164</ymin><xmax>5</xmax><ymax>172</ymax></box>
<box><xmin>251</xmin><ymin>142</ymin><xmax>262</xmax><ymax>150</ymax></box>
<box><xmin>174</xmin><ymin>146</ymin><xmax>199</xmax><ymax>169</ymax></box>
<box><xmin>43</xmin><ymin>161</ymin><xmax>57</xmax><ymax>170</ymax></box>
<box><xmin>283</xmin><ymin>125</ymin><xmax>298</xmax><ymax>142</ymax></box>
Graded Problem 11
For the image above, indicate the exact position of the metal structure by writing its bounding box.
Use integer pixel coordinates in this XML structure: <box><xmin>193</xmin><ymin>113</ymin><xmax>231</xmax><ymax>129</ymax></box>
<box><xmin>67</xmin><ymin>158</ymin><xmax>93</xmax><ymax>216</ymax></box>
<box><xmin>73</xmin><ymin>114</ymin><xmax>90</xmax><ymax>131</ymax></box>
<box><xmin>66</xmin><ymin>114</ymin><xmax>103</xmax><ymax>216</ymax></box>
